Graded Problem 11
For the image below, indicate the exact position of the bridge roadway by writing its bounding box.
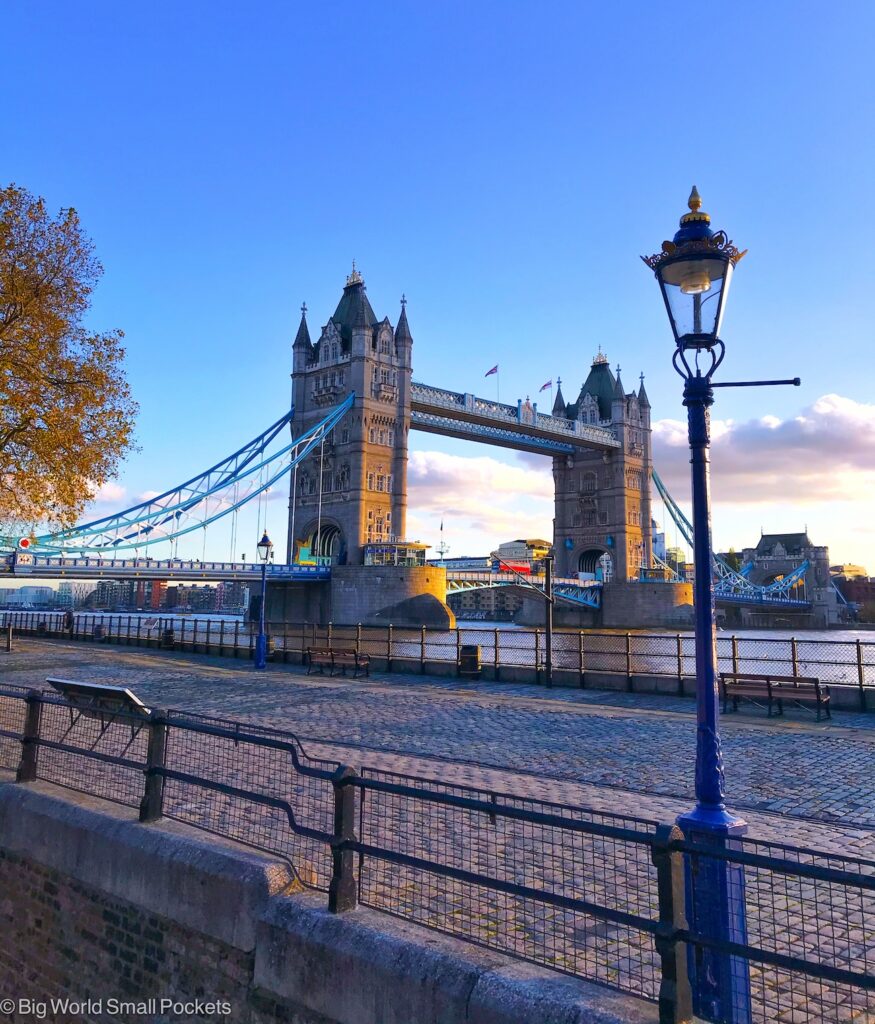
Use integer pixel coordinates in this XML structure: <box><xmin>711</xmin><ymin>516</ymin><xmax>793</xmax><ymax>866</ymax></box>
<box><xmin>2</xmin><ymin>555</ymin><xmax>330</xmax><ymax>583</ymax></box>
<box><xmin>410</xmin><ymin>381</ymin><xmax>621</xmax><ymax>455</ymax></box>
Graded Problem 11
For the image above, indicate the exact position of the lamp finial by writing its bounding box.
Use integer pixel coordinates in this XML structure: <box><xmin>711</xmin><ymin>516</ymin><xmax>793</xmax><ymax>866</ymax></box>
<box><xmin>688</xmin><ymin>186</ymin><xmax>702</xmax><ymax>213</ymax></box>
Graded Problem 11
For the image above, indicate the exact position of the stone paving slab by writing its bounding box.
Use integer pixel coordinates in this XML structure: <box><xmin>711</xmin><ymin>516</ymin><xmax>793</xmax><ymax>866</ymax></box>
<box><xmin>3</xmin><ymin>639</ymin><xmax>875</xmax><ymax>846</ymax></box>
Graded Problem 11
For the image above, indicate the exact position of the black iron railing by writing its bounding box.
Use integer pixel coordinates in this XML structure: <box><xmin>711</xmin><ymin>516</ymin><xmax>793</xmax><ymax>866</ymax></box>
<box><xmin>0</xmin><ymin>683</ymin><xmax>873</xmax><ymax>1023</ymax></box>
<box><xmin>4</xmin><ymin>611</ymin><xmax>875</xmax><ymax>707</ymax></box>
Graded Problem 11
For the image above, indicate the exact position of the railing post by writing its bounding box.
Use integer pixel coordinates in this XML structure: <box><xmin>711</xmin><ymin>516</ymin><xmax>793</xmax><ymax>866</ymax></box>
<box><xmin>676</xmin><ymin>633</ymin><xmax>684</xmax><ymax>697</ymax></box>
<box><xmin>534</xmin><ymin>629</ymin><xmax>541</xmax><ymax>684</ymax></box>
<box><xmin>328</xmin><ymin>765</ymin><xmax>359</xmax><ymax>913</ymax></box>
<box><xmin>301</xmin><ymin>621</ymin><xmax>308</xmax><ymax>662</ymax></box>
<box><xmin>420</xmin><ymin>625</ymin><xmax>426</xmax><ymax>674</ymax></box>
<box><xmin>731</xmin><ymin>635</ymin><xmax>739</xmax><ymax>676</ymax></box>
<box><xmin>625</xmin><ymin>632</ymin><xmax>633</xmax><ymax>692</ymax></box>
<box><xmin>206</xmin><ymin>617</ymin><xmax>213</xmax><ymax>654</ymax></box>
<box><xmin>651</xmin><ymin>824</ymin><xmax>693</xmax><ymax>1024</ymax></box>
<box><xmin>4</xmin><ymin>623</ymin><xmax>12</xmax><ymax>653</ymax></box>
<box><xmin>16</xmin><ymin>690</ymin><xmax>43</xmax><ymax>783</ymax></box>
<box><xmin>578</xmin><ymin>630</ymin><xmax>585</xmax><ymax>688</ymax></box>
<box><xmin>219</xmin><ymin>619</ymin><xmax>225</xmax><ymax>657</ymax></box>
<box><xmin>456</xmin><ymin>629</ymin><xmax>462</xmax><ymax>676</ymax></box>
<box><xmin>857</xmin><ymin>640</ymin><xmax>867</xmax><ymax>711</ymax></box>
<box><xmin>234</xmin><ymin>619</ymin><xmax>240</xmax><ymax>658</ymax></box>
<box><xmin>127</xmin><ymin>614</ymin><xmax>132</xmax><ymax>644</ymax></box>
<box><xmin>494</xmin><ymin>627</ymin><xmax>500</xmax><ymax>681</ymax></box>
<box><xmin>139</xmin><ymin>710</ymin><xmax>168</xmax><ymax>823</ymax></box>
<box><xmin>327</xmin><ymin>621</ymin><xmax>333</xmax><ymax>649</ymax></box>
<box><xmin>790</xmin><ymin>636</ymin><xmax>799</xmax><ymax>684</ymax></box>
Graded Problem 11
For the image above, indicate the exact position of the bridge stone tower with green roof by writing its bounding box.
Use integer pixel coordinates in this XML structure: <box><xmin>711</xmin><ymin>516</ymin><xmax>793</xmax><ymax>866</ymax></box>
<box><xmin>287</xmin><ymin>266</ymin><xmax>412</xmax><ymax>567</ymax></box>
<box><xmin>551</xmin><ymin>352</ymin><xmax>653</xmax><ymax>582</ymax></box>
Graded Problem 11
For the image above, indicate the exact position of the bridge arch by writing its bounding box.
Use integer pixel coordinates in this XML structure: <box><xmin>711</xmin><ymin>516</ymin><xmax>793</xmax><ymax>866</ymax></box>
<box><xmin>296</xmin><ymin>519</ymin><xmax>346</xmax><ymax>566</ymax></box>
<box><xmin>577</xmin><ymin>548</ymin><xmax>613</xmax><ymax>582</ymax></box>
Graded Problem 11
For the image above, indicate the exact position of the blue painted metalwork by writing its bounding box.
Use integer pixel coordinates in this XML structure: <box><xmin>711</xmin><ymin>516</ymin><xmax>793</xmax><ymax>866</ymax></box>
<box><xmin>2</xmin><ymin>553</ymin><xmax>330</xmax><ymax>582</ymax></box>
<box><xmin>645</xmin><ymin>190</ymin><xmax>752</xmax><ymax>1024</ymax></box>
<box><xmin>254</xmin><ymin>531</ymin><xmax>272</xmax><ymax>670</ymax></box>
<box><xmin>411</xmin><ymin>410</ymin><xmax>576</xmax><ymax>455</ymax></box>
<box><xmin>8</xmin><ymin>395</ymin><xmax>355</xmax><ymax>556</ymax></box>
<box><xmin>652</xmin><ymin>469</ymin><xmax>812</xmax><ymax>607</ymax></box>
<box><xmin>446</xmin><ymin>572</ymin><xmax>602</xmax><ymax>609</ymax></box>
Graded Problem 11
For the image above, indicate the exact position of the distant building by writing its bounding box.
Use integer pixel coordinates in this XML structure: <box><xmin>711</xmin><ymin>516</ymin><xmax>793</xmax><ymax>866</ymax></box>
<box><xmin>133</xmin><ymin>580</ymin><xmax>165</xmax><ymax>610</ymax></box>
<box><xmin>55</xmin><ymin>583</ymin><xmax>73</xmax><ymax>608</ymax></box>
<box><xmin>217</xmin><ymin>581</ymin><xmax>249</xmax><ymax>611</ymax></box>
<box><xmin>741</xmin><ymin>532</ymin><xmax>839</xmax><ymax>627</ymax></box>
<box><xmin>831</xmin><ymin>564</ymin><xmax>867</xmax><ymax>579</ymax></box>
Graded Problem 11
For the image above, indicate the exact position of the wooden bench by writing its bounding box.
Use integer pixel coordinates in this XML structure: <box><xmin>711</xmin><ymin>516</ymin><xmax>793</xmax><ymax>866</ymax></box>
<box><xmin>721</xmin><ymin>673</ymin><xmax>831</xmax><ymax>720</ymax></box>
<box><xmin>306</xmin><ymin>648</ymin><xmax>333</xmax><ymax>675</ymax></box>
<box><xmin>306</xmin><ymin>647</ymin><xmax>370</xmax><ymax>678</ymax></box>
<box><xmin>330</xmin><ymin>649</ymin><xmax>370</xmax><ymax>678</ymax></box>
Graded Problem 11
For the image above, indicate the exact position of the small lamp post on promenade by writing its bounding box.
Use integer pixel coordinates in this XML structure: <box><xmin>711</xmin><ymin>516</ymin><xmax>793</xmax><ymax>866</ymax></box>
<box><xmin>643</xmin><ymin>188</ymin><xmax>799</xmax><ymax>1023</ymax></box>
<box><xmin>254</xmin><ymin>531</ymin><xmax>273</xmax><ymax>670</ymax></box>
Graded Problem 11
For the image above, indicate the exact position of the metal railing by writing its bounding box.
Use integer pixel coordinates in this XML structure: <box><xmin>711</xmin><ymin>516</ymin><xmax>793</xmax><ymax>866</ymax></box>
<box><xmin>4</xmin><ymin>612</ymin><xmax>875</xmax><ymax>707</ymax></box>
<box><xmin>0</xmin><ymin>683</ymin><xmax>872</xmax><ymax>1023</ymax></box>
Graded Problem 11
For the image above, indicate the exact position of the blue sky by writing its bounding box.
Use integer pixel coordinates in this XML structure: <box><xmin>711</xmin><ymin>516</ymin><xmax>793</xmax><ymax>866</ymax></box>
<box><xmin>5</xmin><ymin>2</ymin><xmax>874</xmax><ymax>566</ymax></box>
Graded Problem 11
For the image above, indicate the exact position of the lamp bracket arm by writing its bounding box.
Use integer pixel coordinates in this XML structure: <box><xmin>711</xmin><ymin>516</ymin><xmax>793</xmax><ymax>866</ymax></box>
<box><xmin>711</xmin><ymin>378</ymin><xmax>801</xmax><ymax>389</ymax></box>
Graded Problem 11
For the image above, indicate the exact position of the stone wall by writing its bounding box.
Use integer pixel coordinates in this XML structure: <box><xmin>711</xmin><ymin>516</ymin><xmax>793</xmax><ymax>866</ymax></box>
<box><xmin>601</xmin><ymin>581</ymin><xmax>694</xmax><ymax>629</ymax></box>
<box><xmin>329</xmin><ymin>565</ymin><xmax>454</xmax><ymax>627</ymax></box>
<box><xmin>0</xmin><ymin>780</ymin><xmax>653</xmax><ymax>1024</ymax></box>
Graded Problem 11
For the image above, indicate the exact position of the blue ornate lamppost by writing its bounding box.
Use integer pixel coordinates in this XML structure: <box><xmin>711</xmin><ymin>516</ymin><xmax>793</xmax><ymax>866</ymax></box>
<box><xmin>254</xmin><ymin>530</ymin><xmax>273</xmax><ymax>670</ymax></box>
<box><xmin>643</xmin><ymin>188</ymin><xmax>752</xmax><ymax>1022</ymax></box>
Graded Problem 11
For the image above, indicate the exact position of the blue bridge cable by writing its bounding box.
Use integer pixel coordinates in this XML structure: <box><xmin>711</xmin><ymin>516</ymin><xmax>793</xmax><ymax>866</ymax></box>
<box><xmin>651</xmin><ymin>469</ymin><xmax>811</xmax><ymax>605</ymax></box>
<box><xmin>18</xmin><ymin>395</ymin><xmax>355</xmax><ymax>555</ymax></box>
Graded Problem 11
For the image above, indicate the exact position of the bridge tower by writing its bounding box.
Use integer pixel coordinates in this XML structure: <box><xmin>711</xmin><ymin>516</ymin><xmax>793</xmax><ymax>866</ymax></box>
<box><xmin>551</xmin><ymin>353</ymin><xmax>653</xmax><ymax>581</ymax></box>
<box><xmin>287</xmin><ymin>266</ymin><xmax>412</xmax><ymax>567</ymax></box>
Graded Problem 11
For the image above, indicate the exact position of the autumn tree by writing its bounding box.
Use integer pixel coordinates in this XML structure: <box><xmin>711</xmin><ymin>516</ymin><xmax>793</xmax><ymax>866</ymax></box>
<box><xmin>0</xmin><ymin>184</ymin><xmax>137</xmax><ymax>534</ymax></box>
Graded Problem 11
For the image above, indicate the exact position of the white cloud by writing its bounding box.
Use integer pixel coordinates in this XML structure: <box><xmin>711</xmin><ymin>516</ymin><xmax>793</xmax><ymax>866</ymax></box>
<box><xmin>407</xmin><ymin>450</ymin><xmax>553</xmax><ymax>552</ymax></box>
<box><xmin>92</xmin><ymin>481</ymin><xmax>126</xmax><ymax>503</ymax></box>
<box><xmin>652</xmin><ymin>393</ymin><xmax>875</xmax><ymax>505</ymax></box>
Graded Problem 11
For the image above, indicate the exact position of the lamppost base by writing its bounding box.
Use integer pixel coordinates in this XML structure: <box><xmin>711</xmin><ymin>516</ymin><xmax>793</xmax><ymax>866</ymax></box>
<box><xmin>254</xmin><ymin>633</ymin><xmax>268</xmax><ymax>670</ymax></box>
<box><xmin>677</xmin><ymin>807</ymin><xmax>751</xmax><ymax>1024</ymax></box>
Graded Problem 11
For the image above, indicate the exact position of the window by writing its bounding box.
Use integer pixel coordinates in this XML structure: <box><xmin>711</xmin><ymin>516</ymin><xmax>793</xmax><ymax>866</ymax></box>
<box><xmin>387</xmin><ymin>428</ymin><xmax>395</xmax><ymax>445</ymax></box>
<box><xmin>583</xmin><ymin>511</ymin><xmax>596</xmax><ymax>527</ymax></box>
<box><xmin>572</xmin><ymin>513</ymin><xmax>582</xmax><ymax>527</ymax></box>
<box><xmin>376</xmin><ymin>475</ymin><xmax>384</xmax><ymax>492</ymax></box>
<box><xmin>581</xmin><ymin>472</ymin><xmax>596</xmax><ymax>493</ymax></box>
<box><xmin>598</xmin><ymin>511</ymin><xmax>608</xmax><ymax>526</ymax></box>
<box><xmin>369</xmin><ymin>428</ymin><xmax>376</xmax><ymax>443</ymax></box>
<box><xmin>340</xmin><ymin>428</ymin><xmax>349</xmax><ymax>444</ymax></box>
<box><xmin>378</xmin><ymin>430</ymin><xmax>385</xmax><ymax>445</ymax></box>
<box><xmin>367</xmin><ymin>473</ymin><xmax>374</xmax><ymax>490</ymax></box>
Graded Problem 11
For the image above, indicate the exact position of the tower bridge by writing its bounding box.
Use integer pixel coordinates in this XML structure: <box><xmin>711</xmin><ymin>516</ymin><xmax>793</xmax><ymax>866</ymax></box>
<box><xmin>1</xmin><ymin>267</ymin><xmax>829</xmax><ymax>627</ymax></box>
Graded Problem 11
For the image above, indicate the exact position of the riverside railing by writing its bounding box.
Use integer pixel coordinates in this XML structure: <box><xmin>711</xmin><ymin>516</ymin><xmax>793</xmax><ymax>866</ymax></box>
<box><xmin>4</xmin><ymin>611</ymin><xmax>875</xmax><ymax>707</ymax></box>
<box><xmin>0</xmin><ymin>682</ymin><xmax>872</xmax><ymax>1024</ymax></box>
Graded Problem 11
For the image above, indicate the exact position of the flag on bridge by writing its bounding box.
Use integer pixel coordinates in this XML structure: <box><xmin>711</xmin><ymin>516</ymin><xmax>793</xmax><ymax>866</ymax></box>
<box><xmin>485</xmin><ymin>364</ymin><xmax>498</xmax><ymax>377</ymax></box>
<box><xmin>539</xmin><ymin>380</ymin><xmax>552</xmax><ymax>392</ymax></box>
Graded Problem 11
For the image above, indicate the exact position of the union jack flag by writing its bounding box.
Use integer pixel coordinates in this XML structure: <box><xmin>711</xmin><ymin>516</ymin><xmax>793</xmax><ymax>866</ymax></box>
<box><xmin>484</xmin><ymin>365</ymin><xmax>498</xmax><ymax>377</ymax></box>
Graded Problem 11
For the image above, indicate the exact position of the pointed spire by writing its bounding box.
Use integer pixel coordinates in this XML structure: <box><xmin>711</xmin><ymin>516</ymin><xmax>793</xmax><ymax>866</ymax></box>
<box><xmin>638</xmin><ymin>372</ymin><xmax>650</xmax><ymax>408</ymax></box>
<box><xmin>395</xmin><ymin>293</ymin><xmax>412</xmax><ymax>344</ymax></box>
<box><xmin>293</xmin><ymin>301</ymin><xmax>311</xmax><ymax>349</ymax></box>
<box><xmin>613</xmin><ymin>363</ymin><xmax>625</xmax><ymax>399</ymax></box>
<box><xmin>552</xmin><ymin>376</ymin><xmax>566</xmax><ymax>416</ymax></box>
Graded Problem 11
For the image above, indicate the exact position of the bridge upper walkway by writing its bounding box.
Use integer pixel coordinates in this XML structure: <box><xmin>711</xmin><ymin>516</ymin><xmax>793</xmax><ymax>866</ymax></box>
<box><xmin>411</xmin><ymin>382</ymin><xmax>620</xmax><ymax>455</ymax></box>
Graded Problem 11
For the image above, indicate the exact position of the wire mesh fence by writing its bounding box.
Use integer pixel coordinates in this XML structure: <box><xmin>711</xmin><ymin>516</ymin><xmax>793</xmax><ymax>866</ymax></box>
<box><xmin>357</xmin><ymin>766</ymin><xmax>661</xmax><ymax>996</ymax></box>
<box><xmin>5</xmin><ymin>611</ymin><xmax>875</xmax><ymax>698</ymax></box>
<box><xmin>0</xmin><ymin>685</ymin><xmax>873</xmax><ymax>1021</ymax></box>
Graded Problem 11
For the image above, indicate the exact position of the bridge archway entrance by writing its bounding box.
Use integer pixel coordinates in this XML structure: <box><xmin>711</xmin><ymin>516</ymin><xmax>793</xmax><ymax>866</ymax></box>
<box><xmin>578</xmin><ymin>549</ymin><xmax>613</xmax><ymax>582</ymax></box>
<box><xmin>297</xmin><ymin>522</ymin><xmax>345</xmax><ymax>565</ymax></box>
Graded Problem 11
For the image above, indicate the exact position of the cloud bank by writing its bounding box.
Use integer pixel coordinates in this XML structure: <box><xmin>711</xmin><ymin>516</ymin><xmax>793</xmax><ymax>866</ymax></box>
<box><xmin>653</xmin><ymin>393</ymin><xmax>875</xmax><ymax>504</ymax></box>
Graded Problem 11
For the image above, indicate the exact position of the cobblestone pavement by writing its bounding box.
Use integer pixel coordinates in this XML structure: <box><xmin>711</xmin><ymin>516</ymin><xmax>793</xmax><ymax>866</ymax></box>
<box><xmin>4</xmin><ymin>639</ymin><xmax>875</xmax><ymax>850</ymax></box>
<box><xmin>3</xmin><ymin>639</ymin><xmax>874</xmax><ymax>1021</ymax></box>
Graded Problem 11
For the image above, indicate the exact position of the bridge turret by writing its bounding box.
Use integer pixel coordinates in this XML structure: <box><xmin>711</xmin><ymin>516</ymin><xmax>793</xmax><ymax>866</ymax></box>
<box><xmin>287</xmin><ymin>267</ymin><xmax>412</xmax><ymax>567</ymax></box>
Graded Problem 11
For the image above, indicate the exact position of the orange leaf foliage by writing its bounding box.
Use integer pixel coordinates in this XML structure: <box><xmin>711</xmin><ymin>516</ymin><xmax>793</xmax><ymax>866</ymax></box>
<box><xmin>0</xmin><ymin>183</ymin><xmax>138</xmax><ymax>531</ymax></box>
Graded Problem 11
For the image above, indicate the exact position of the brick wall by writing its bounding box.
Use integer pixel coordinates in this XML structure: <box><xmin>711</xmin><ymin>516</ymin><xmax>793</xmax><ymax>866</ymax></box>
<box><xmin>0</xmin><ymin>781</ymin><xmax>653</xmax><ymax>1024</ymax></box>
<box><xmin>0</xmin><ymin>847</ymin><xmax>323</xmax><ymax>1024</ymax></box>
